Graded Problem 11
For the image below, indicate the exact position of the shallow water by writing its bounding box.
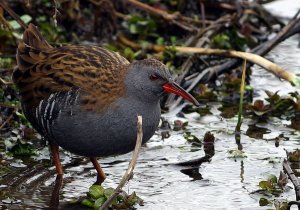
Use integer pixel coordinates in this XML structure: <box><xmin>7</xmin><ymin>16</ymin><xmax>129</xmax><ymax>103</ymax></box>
<box><xmin>1</xmin><ymin>2</ymin><xmax>300</xmax><ymax>210</ymax></box>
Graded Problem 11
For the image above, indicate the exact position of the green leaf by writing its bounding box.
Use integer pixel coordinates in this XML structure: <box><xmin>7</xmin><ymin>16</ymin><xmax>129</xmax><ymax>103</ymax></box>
<box><xmin>9</xmin><ymin>15</ymin><xmax>32</xmax><ymax>30</ymax></box>
<box><xmin>170</xmin><ymin>36</ymin><xmax>177</xmax><ymax>44</ymax></box>
<box><xmin>81</xmin><ymin>198</ymin><xmax>94</xmax><ymax>208</ymax></box>
<box><xmin>123</xmin><ymin>48</ymin><xmax>134</xmax><ymax>60</ymax></box>
<box><xmin>268</xmin><ymin>174</ymin><xmax>277</xmax><ymax>184</ymax></box>
<box><xmin>15</xmin><ymin>111</ymin><xmax>31</xmax><ymax>127</ymax></box>
<box><xmin>88</xmin><ymin>185</ymin><xmax>104</xmax><ymax>199</ymax></box>
<box><xmin>9</xmin><ymin>141</ymin><xmax>36</xmax><ymax>156</ymax></box>
<box><xmin>156</xmin><ymin>37</ymin><xmax>164</xmax><ymax>45</ymax></box>
<box><xmin>259</xmin><ymin>197</ymin><xmax>270</xmax><ymax>206</ymax></box>
<box><xmin>93</xmin><ymin>197</ymin><xmax>106</xmax><ymax>209</ymax></box>
<box><xmin>259</xmin><ymin>181</ymin><xmax>269</xmax><ymax>190</ymax></box>
<box><xmin>129</xmin><ymin>24</ymin><xmax>138</xmax><ymax>34</ymax></box>
<box><xmin>183</xmin><ymin>132</ymin><xmax>201</xmax><ymax>145</ymax></box>
<box><xmin>8</xmin><ymin>20</ymin><xmax>21</xmax><ymax>30</ymax></box>
<box><xmin>20</xmin><ymin>15</ymin><xmax>32</xmax><ymax>24</ymax></box>
<box><xmin>292</xmin><ymin>76</ymin><xmax>300</xmax><ymax>87</ymax></box>
<box><xmin>126</xmin><ymin>191</ymin><xmax>141</xmax><ymax>206</ymax></box>
<box><xmin>104</xmin><ymin>188</ymin><xmax>114</xmax><ymax>199</ymax></box>
<box><xmin>0</xmin><ymin>58</ymin><xmax>13</xmax><ymax>69</ymax></box>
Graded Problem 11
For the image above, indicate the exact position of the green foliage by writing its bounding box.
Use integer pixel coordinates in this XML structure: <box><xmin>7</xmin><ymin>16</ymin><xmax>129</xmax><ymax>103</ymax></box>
<box><xmin>287</xmin><ymin>149</ymin><xmax>300</xmax><ymax>162</ymax></box>
<box><xmin>258</xmin><ymin>174</ymin><xmax>285</xmax><ymax>196</ymax></box>
<box><xmin>211</xmin><ymin>34</ymin><xmax>231</xmax><ymax>49</ymax></box>
<box><xmin>183</xmin><ymin>132</ymin><xmax>202</xmax><ymax>146</ymax></box>
<box><xmin>15</xmin><ymin>111</ymin><xmax>31</xmax><ymax>127</ymax></box>
<box><xmin>123</xmin><ymin>47</ymin><xmax>142</xmax><ymax>61</ymax></box>
<box><xmin>7</xmin><ymin>15</ymin><xmax>32</xmax><ymax>39</ymax></box>
<box><xmin>124</xmin><ymin>14</ymin><xmax>158</xmax><ymax>38</ymax></box>
<box><xmin>259</xmin><ymin>197</ymin><xmax>270</xmax><ymax>206</ymax></box>
<box><xmin>4</xmin><ymin>125</ymin><xmax>36</xmax><ymax>157</ymax></box>
<box><xmin>36</xmin><ymin>16</ymin><xmax>66</xmax><ymax>43</ymax></box>
<box><xmin>8</xmin><ymin>140</ymin><xmax>36</xmax><ymax>156</ymax></box>
<box><xmin>87</xmin><ymin>185</ymin><xmax>105</xmax><ymax>199</ymax></box>
<box><xmin>0</xmin><ymin>58</ymin><xmax>14</xmax><ymax>69</ymax></box>
<box><xmin>161</xmin><ymin>46</ymin><xmax>177</xmax><ymax>71</ymax></box>
<box><xmin>292</xmin><ymin>76</ymin><xmax>300</xmax><ymax>87</ymax></box>
<box><xmin>9</xmin><ymin>15</ymin><xmax>32</xmax><ymax>30</ymax></box>
<box><xmin>211</xmin><ymin>29</ymin><xmax>248</xmax><ymax>51</ymax></box>
<box><xmin>81</xmin><ymin>185</ymin><xmax>143</xmax><ymax>209</ymax></box>
<box><xmin>250</xmin><ymin>91</ymin><xmax>299</xmax><ymax>119</ymax></box>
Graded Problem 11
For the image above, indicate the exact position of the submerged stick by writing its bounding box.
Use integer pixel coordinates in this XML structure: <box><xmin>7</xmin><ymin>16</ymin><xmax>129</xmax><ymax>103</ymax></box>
<box><xmin>99</xmin><ymin>115</ymin><xmax>143</xmax><ymax>210</ymax></box>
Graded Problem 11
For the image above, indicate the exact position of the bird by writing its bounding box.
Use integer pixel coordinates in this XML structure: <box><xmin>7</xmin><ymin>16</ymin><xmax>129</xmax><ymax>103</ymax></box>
<box><xmin>13</xmin><ymin>23</ymin><xmax>200</xmax><ymax>184</ymax></box>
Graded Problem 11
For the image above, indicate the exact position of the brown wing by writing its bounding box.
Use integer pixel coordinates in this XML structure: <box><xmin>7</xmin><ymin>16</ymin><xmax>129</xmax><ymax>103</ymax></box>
<box><xmin>13</xmin><ymin>24</ymin><xmax>130</xmax><ymax>111</ymax></box>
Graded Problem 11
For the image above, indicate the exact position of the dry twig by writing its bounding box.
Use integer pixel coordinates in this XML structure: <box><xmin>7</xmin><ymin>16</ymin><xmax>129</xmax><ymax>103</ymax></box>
<box><xmin>123</xmin><ymin>0</ymin><xmax>198</xmax><ymax>32</ymax></box>
<box><xmin>0</xmin><ymin>0</ymin><xmax>27</xmax><ymax>30</ymax></box>
<box><xmin>0</xmin><ymin>77</ymin><xmax>13</xmax><ymax>85</ymax></box>
<box><xmin>0</xmin><ymin>111</ymin><xmax>15</xmax><ymax>130</ymax></box>
<box><xmin>99</xmin><ymin>115</ymin><xmax>143</xmax><ymax>210</ymax></box>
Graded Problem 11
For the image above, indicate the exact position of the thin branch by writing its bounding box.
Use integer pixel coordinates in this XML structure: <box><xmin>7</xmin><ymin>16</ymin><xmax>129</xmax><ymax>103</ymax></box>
<box><xmin>99</xmin><ymin>115</ymin><xmax>143</xmax><ymax>210</ymax></box>
<box><xmin>0</xmin><ymin>0</ymin><xmax>28</xmax><ymax>30</ymax></box>
<box><xmin>0</xmin><ymin>111</ymin><xmax>15</xmax><ymax>130</ymax></box>
<box><xmin>123</xmin><ymin>0</ymin><xmax>198</xmax><ymax>32</ymax></box>
<box><xmin>0</xmin><ymin>77</ymin><xmax>13</xmax><ymax>85</ymax></box>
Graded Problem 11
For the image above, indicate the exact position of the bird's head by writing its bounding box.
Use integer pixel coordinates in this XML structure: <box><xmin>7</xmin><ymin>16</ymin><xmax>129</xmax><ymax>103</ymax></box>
<box><xmin>125</xmin><ymin>59</ymin><xmax>199</xmax><ymax>106</ymax></box>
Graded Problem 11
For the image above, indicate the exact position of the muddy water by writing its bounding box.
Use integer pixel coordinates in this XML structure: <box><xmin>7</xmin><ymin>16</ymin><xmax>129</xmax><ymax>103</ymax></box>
<box><xmin>1</xmin><ymin>2</ymin><xmax>300</xmax><ymax>210</ymax></box>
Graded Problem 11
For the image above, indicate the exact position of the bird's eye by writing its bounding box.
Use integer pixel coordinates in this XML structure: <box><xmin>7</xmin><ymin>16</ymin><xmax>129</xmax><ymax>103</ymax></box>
<box><xmin>149</xmin><ymin>74</ymin><xmax>159</xmax><ymax>81</ymax></box>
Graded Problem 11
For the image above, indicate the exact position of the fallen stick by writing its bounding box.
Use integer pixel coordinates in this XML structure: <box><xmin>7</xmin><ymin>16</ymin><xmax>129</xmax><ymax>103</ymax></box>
<box><xmin>99</xmin><ymin>115</ymin><xmax>143</xmax><ymax>210</ymax></box>
<box><xmin>173</xmin><ymin>46</ymin><xmax>300</xmax><ymax>87</ymax></box>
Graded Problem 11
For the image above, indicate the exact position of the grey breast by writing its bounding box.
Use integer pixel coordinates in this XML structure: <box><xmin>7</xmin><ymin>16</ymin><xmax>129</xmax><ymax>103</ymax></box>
<box><xmin>32</xmin><ymin>89</ymin><xmax>161</xmax><ymax>157</ymax></box>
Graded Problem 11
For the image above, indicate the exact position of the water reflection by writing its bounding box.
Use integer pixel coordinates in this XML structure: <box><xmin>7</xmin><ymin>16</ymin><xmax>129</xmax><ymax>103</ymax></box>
<box><xmin>48</xmin><ymin>175</ymin><xmax>63</xmax><ymax>210</ymax></box>
<box><xmin>175</xmin><ymin>132</ymin><xmax>215</xmax><ymax>181</ymax></box>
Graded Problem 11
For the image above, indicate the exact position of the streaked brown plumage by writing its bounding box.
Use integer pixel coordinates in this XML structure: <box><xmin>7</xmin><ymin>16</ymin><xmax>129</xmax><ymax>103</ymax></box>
<box><xmin>14</xmin><ymin>24</ymin><xmax>129</xmax><ymax>112</ymax></box>
<box><xmin>13</xmin><ymin>24</ymin><xmax>199</xmax><ymax>185</ymax></box>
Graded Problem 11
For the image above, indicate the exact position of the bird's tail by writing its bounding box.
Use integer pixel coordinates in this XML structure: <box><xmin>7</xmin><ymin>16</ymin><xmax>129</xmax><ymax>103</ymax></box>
<box><xmin>14</xmin><ymin>24</ymin><xmax>52</xmax><ymax>82</ymax></box>
<box><xmin>20</xmin><ymin>23</ymin><xmax>52</xmax><ymax>51</ymax></box>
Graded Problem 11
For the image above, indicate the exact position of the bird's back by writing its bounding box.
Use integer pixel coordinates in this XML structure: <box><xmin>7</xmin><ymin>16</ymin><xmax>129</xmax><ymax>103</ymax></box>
<box><xmin>14</xmin><ymin>24</ymin><xmax>130</xmax><ymax>112</ymax></box>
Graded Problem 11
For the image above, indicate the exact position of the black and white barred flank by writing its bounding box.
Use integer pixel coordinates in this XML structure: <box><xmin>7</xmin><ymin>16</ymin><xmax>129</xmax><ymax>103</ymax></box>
<box><xmin>25</xmin><ymin>88</ymin><xmax>80</xmax><ymax>140</ymax></box>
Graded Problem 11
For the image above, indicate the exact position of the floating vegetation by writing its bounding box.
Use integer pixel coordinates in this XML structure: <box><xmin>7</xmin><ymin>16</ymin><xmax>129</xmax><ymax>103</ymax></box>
<box><xmin>80</xmin><ymin>185</ymin><xmax>143</xmax><ymax>210</ymax></box>
<box><xmin>183</xmin><ymin>132</ymin><xmax>202</xmax><ymax>147</ymax></box>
